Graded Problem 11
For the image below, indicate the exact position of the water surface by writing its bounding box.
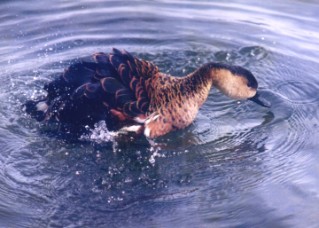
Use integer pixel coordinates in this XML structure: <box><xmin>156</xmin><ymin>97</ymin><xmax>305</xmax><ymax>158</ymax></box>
<box><xmin>1</xmin><ymin>0</ymin><xmax>319</xmax><ymax>227</ymax></box>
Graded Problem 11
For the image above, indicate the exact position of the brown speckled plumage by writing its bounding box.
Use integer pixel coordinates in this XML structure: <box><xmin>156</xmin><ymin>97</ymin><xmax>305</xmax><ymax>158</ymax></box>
<box><xmin>25</xmin><ymin>48</ymin><xmax>267</xmax><ymax>138</ymax></box>
<box><xmin>144</xmin><ymin>68</ymin><xmax>213</xmax><ymax>138</ymax></box>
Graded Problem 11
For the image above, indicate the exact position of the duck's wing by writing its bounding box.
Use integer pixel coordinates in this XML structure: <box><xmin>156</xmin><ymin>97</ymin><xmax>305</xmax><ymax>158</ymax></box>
<box><xmin>100</xmin><ymin>48</ymin><xmax>159</xmax><ymax>116</ymax></box>
<box><xmin>27</xmin><ymin>48</ymin><xmax>159</xmax><ymax>124</ymax></box>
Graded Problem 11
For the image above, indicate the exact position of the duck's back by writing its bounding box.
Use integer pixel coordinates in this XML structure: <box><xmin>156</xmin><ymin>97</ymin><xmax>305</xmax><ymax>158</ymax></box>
<box><xmin>24</xmin><ymin>48</ymin><xmax>158</xmax><ymax>128</ymax></box>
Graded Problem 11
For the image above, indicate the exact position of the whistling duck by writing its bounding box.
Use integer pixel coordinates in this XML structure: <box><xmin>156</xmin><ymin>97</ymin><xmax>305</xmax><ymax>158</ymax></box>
<box><xmin>24</xmin><ymin>48</ymin><xmax>270</xmax><ymax>138</ymax></box>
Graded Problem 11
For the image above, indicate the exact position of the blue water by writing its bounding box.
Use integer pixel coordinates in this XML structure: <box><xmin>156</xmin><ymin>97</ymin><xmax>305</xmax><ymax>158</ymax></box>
<box><xmin>1</xmin><ymin>0</ymin><xmax>319</xmax><ymax>227</ymax></box>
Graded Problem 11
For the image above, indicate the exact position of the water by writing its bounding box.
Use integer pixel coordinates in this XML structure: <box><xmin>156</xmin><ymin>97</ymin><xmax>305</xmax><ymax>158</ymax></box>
<box><xmin>1</xmin><ymin>0</ymin><xmax>319</xmax><ymax>227</ymax></box>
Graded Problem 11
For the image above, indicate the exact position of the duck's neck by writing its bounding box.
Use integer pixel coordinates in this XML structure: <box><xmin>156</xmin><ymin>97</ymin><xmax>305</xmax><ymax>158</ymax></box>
<box><xmin>150</xmin><ymin>63</ymin><xmax>224</xmax><ymax>111</ymax></box>
<box><xmin>180</xmin><ymin>63</ymin><xmax>215</xmax><ymax>106</ymax></box>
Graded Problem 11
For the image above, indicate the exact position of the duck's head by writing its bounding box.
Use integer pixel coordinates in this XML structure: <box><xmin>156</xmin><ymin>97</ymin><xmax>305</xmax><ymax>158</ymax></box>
<box><xmin>209</xmin><ymin>63</ymin><xmax>270</xmax><ymax>107</ymax></box>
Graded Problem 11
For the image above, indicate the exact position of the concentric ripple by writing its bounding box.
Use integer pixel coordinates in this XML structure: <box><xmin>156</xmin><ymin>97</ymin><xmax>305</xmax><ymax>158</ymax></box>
<box><xmin>275</xmin><ymin>80</ymin><xmax>319</xmax><ymax>104</ymax></box>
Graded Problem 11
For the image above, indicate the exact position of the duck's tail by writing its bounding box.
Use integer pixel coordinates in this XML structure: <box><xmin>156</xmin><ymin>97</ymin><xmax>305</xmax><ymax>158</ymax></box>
<box><xmin>23</xmin><ymin>98</ymin><xmax>49</xmax><ymax>122</ymax></box>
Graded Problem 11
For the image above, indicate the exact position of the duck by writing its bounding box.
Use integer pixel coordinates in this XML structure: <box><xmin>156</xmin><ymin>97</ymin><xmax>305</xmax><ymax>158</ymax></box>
<box><xmin>24</xmin><ymin>48</ymin><xmax>270</xmax><ymax>138</ymax></box>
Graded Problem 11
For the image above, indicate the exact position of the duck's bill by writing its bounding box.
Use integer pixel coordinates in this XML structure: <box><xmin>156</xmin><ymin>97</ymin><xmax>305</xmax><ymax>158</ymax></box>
<box><xmin>248</xmin><ymin>92</ymin><xmax>271</xmax><ymax>108</ymax></box>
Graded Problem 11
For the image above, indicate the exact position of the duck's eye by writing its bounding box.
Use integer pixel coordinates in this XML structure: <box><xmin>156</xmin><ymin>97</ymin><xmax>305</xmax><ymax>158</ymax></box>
<box><xmin>246</xmin><ymin>78</ymin><xmax>258</xmax><ymax>89</ymax></box>
<box><xmin>247</xmin><ymin>81</ymin><xmax>253</xmax><ymax>88</ymax></box>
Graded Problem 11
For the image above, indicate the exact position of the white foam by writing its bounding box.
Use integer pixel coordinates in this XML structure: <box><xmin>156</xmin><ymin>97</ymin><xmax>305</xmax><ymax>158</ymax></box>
<box><xmin>36</xmin><ymin>101</ymin><xmax>48</xmax><ymax>112</ymax></box>
<box><xmin>148</xmin><ymin>146</ymin><xmax>165</xmax><ymax>165</ymax></box>
<box><xmin>80</xmin><ymin>121</ymin><xmax>117</xmax><ymax>143</ymax></box>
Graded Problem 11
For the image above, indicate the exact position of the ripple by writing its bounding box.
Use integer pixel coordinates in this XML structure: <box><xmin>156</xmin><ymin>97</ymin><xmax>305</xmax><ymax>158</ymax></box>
<box><xmin>215</xmin><ymin>46</ymin><xmax>268</xmax><ymax>65</ymax></box>
<box><xmin>239</xmin><ymin>46</ymin><xmax>268</xmax><ymax>61</ymax></box>
<box><xmin>275</xmin><ymin>80</ymin><xmax>319</xmax><ymax>104</ymax></box>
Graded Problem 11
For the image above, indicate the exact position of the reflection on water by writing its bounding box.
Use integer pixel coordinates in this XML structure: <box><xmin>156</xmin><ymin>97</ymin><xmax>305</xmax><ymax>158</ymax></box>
<box><xmin>1</xmin><ymin>0</ymin><xmax>319</xmax><ymax>227</ymax></box>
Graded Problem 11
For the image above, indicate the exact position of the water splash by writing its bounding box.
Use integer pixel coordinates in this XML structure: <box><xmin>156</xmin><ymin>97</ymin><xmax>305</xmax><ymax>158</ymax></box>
<box><xmin>80</xmin><ymin>121</ymin><xmax>117</xmax><ymax>143</ymax></box>
<box><xmin>148</xmin><ymin>145</ymin><xmax>165</xmax><ymax>165</ymax></box>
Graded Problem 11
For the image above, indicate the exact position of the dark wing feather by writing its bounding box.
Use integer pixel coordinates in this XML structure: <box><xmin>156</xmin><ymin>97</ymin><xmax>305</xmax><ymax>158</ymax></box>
<box><xmin>25</xmin><ymin>49</ymin><xmax>159</xmax><ymax>126</ymax></box>
<box><xmin>95</xmin><ymin>63</ymin><xmax>118</xmax><ymax>80</ymax></box>
<box><xmin>62</xmin><ymin>62</ymin><xmax>95</xmax><ymax>86</ymax></box>
<box><xmin>104</xmin><ymin>48</ymin><xmax>158</xmax><ymax>116</ymax></box>
<box><xmin>93</xmin><ymin>52</ymin><xmax>109</xmax><ymax>63</ymax></box>
<box><xmin>101</xmin><ymin>77</ymin><xmax>126</xmax><ymax>94</ymax></box>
